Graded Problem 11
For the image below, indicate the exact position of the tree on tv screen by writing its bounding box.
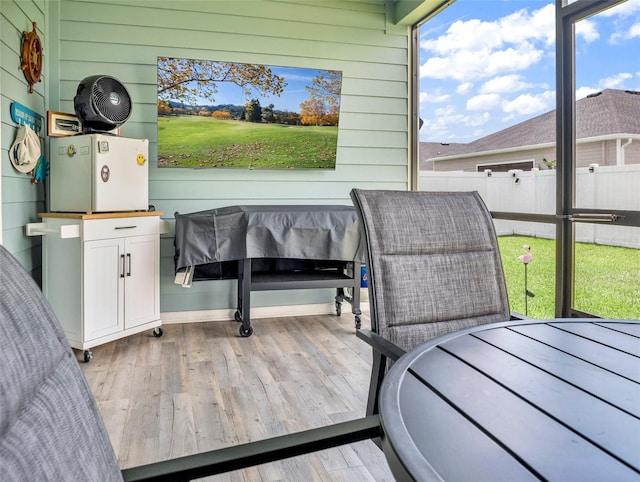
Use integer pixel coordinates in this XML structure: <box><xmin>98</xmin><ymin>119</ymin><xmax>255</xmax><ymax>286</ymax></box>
<box><xmin>157</xmin><ymin>57</ymin><xmax>342</xmax><ymax>169</ymax></box>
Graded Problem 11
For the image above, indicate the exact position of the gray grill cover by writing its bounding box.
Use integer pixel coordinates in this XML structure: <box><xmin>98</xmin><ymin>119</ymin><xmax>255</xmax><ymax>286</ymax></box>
<box><xmin>174</xmin><ymin>205</ymin><xmax>365</xmax><ymax>271</ymax></box>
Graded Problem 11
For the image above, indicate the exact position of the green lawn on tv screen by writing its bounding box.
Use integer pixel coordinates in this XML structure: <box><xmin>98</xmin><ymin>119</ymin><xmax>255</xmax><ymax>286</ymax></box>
<box><xmin>158</xmin><ymin>115</ymin><xmax>338</xmax><ymax>169</ymax></box>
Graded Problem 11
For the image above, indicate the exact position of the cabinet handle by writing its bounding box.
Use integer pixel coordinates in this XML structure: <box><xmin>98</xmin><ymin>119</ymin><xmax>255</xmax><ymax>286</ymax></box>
<box><xmin>120</xmin><ymin>254</ymin><xmax>126</xmax><ymax>278</ymax></box>
<box><xmin>114</xmin><ymin>225</ymin><xmax>137</xmax><ymax>230</ymax></box>
<box><xmin>127</xmin><ymin>253</ymin><xmax>132</xmax><ymax>277</ymax></box>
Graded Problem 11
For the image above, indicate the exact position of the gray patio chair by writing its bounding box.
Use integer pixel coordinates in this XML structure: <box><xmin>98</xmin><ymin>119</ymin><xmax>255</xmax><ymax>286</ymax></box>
<box><xmin>0</xmin><ymin>244</ymin><xmax>379</xmax><ymax>481</ymax></box>
<box><xmin>350</xmin><ymin>189</ymin><xmax>517</xmax><ymax>418</ymax></box>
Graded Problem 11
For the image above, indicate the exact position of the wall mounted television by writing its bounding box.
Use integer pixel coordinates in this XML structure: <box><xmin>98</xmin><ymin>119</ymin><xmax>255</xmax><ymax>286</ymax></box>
<box><xmin>157</xmin><ymin>57</ymin><xmax>342</xmax><ymax>169</ymax></box>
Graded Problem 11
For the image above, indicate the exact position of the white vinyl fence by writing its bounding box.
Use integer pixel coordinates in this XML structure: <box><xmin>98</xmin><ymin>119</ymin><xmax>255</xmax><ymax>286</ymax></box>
<box><xmin>419</xmin><ymin>165</ymin><xmax>640</xmax><ymax>249</ymax></box>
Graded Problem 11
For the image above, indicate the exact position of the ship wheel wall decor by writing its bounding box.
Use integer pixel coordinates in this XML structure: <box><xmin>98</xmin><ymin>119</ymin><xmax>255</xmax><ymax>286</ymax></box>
<box><xmin>21</xmin><ymin>22</ymin><xmax>43</xmax><ymax>93</ymax></box>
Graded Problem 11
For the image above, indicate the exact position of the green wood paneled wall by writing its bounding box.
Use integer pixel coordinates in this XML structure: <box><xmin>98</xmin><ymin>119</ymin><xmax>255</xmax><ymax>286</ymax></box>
<box><xmin>4</xmin><ymin>0</ymin><xmax>411</xmax><ymax>314</ymax></box>
<box><xmin>1</xmin><ymin>0</ymin><xmax>47</xmax><ymax>274</ymax></box>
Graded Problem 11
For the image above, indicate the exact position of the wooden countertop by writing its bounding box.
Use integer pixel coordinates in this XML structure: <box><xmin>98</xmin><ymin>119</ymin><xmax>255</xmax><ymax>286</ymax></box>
<box><xmin>39</xmin><ymin>211</ymin><xmax>164</xmax><ymax>220</ymax></box>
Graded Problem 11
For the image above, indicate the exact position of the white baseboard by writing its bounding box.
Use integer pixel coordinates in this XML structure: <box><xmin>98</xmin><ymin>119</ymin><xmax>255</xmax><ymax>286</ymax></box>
<box><xmin>161</xmin><ymin>291</ymin><xmax>369</xmax><ymax>325</ymax></box>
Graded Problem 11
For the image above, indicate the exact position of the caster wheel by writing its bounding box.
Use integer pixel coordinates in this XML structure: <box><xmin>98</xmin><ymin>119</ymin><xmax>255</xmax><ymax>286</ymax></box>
<box><xmin>83</xmin><ymin>350</ymin><xmax>92</xmax><ymax>363</ymax></box>
<box><xmin>239</xmin><ymin>325</ymin><xmax>254</xmax><ymax>337</ymax></box>
<box><xmin>335</xmin><ymin>301</ymin><xmax>342</xmax><ymax>316</ymax></box>
<box><xmin>234</xmin><ymin>310</ymin><xmax>242</xmax><ymax>322</ymax></box>
<box><xmin>355</xmin><ymin>316</ymin><xmax>362</xmax><ymax>330</ymax></box>
<box><xmin>153</xmin><ymin>327</ymin><xmax>163</xmax><ymax>338</ymax></box>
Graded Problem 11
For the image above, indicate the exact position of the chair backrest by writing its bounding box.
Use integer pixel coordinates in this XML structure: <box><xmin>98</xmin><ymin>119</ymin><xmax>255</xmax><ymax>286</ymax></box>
<box><xmin>350</xmin><ymin>189</ymin><xmax>511</xmax><ymax>352</ymax></box>
<box><xmin>0</xmin><ymin>245</ymin><xmax>123</xmax><ymax>481</ymax></box>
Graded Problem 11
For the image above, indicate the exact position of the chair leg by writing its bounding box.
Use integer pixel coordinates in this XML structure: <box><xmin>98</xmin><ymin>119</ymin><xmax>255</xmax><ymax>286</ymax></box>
<box><xmin>366</xmin><ymin>351</ymin><xmax>385</xmax><ymax>416</ymax></box>
<box><xmin>366</xmin><ymin>351</ymin><xmax>386</xmax><ymax>449</ymax></box>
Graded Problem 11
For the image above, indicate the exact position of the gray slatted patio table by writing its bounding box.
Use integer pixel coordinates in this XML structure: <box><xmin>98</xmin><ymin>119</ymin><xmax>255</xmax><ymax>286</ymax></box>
<box><xmin>379</xmin><ymin>319</ymin><xmax>640</xmax><ymax>481</ymax></box>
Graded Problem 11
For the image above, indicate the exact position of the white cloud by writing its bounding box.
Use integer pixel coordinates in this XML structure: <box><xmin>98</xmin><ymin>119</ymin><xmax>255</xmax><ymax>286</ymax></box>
<box><xmin>602</xmin><ymin>0</ymin><xmax>640</xmax><ymax>43</ymax></box>
<box><xmin>612</xmin><ymin>20</ymin><xmax>640</xmax><ymax>42</ymax></box>
<box><xmin>420</xmin><ymin>1</ymin><xmax>635</xmax><ymax>142</ymax></box>
<box><xmin>575</xmin><ymin>19</ymin><xmax>600</xmax><ymax>43</ymax></box>
<box><xmin>529</xmin><ymin>4</ymin><xmax>557</xmax><ymax>45</ymax></box>
<box><xmin>420</xmin><ymin>90</ymin><xmax>451</xmax><ymax>104</ymax></box>
<box><xmin>600</xmin><ymin>0</ymin><xmax>640</xmax><ymax>17</ymax></box>
<box><xmin>467</xmin><ymin>93</ymin><xmax>501</xmax><ymax>111</ymax></box>
<box><xmin>502</xmin><ymin>91</ymin><xmax>555</xmax><ymax>116</ymax></box>
<box><xmin>486</xmin><ymin>45</ymin><xmax>544</xmax><ymax>75</ymax></box>
<box><xmin>421</xmin><ymin>50</ymin><xmax>493</xmax><ymax>81</ymax></box>
<box><xmin>420</xmin><ymin>4</ymin><xmax>556</xmax><ymax>82</ymax></box>
<box><xmin>433</xmin><ymin>104</ymin><xmax>456</xmax><ymax>117</ymax></box>
<box><xmin>576</xmin><ymin>73</ymin><xmax>635</xmax><ymax>98</ymax></box>
<box><xmin>424</xmin><ymin>105</ymin><xmax>491</xmax><ymax>133</ymax></box>
<box><xmin>480</xmin><ymin>75</ymin><xmax>535</xmax><ymax>94</ymax></box>
<box><xmin>465</xmin><ymin>111</ymin><xmax>491</xmax><ymax>127</ymax></box>
<box><xmin>421</xmin><ymin>18</ymin><xmax>503</xmax><ymax>55</ymax></box>
<box><xmin>576</xmin><ymin>86</ymin><xmax>600</xmax><ymax>99</ymax></box>
<box><xmin>420</xmin><ymin>107</ymin><xmax>492</xmax><ymax>142</ymax></box>
<box><xmin>499</xmin><ymin>4</ymin><xmax>556</xmax><ymax>47</ymax></box>
<box><xmin>421</xmin><ymin>44</ymin><xmax>544</xmax><ymax>81</ymax></box>
<box><xmin>420</xmin><ymin>105</ymin><xmax>459</xmax><ymax>139</ymax></box>
<box><xmin>457</xmin><ymin>82</ymin><xmax>473</xmax><ymax>95</ymax></box>
<box><xmin>600</xmin><ymin>72</ymin><xmax>633</xmax><ymax>88</ymax></box>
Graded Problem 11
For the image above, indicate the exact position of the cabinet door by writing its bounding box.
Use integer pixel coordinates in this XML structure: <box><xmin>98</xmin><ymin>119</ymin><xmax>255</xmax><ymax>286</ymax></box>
<box><xmin>124</xmin><ymin>234</ymin><xmax>160</xmax><ymax>329</ymax></box>
<box><xmin>84</xmin><ymin>238</ymin><xmax>125</xmax><ymax>340</ymax></box>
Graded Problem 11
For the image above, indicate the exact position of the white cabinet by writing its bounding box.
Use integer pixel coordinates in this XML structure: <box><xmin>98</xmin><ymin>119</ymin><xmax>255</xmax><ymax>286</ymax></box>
<box><xmin>34</xmin><ymin>213</ymin><xmax>163</xmax><ymax>359</ymax></box>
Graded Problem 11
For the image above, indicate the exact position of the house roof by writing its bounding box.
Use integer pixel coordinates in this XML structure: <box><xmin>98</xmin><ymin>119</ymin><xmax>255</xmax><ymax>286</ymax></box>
<box><xmin>421</xmin><ymin>89</ymin><xmax>640</xmax><ymax>165</ymax></box>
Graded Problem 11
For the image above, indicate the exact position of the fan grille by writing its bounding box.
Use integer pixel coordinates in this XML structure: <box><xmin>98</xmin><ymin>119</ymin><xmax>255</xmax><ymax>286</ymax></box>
<box><xmin>91</xmin><ymin>77</ymin><xmax>132</xmax><ymax>123</ymax></box>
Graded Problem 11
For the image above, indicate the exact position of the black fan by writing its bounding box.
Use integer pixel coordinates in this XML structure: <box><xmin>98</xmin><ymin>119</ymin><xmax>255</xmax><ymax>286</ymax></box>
<box><xmin>74</xmin><ymin>75</ymin><xmax>132</xmax><ymax>134</ymax></box>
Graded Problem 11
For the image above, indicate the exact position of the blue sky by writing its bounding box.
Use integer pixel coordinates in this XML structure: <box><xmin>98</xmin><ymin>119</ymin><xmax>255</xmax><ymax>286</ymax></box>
<box><xmin>419</xmin><ymin>0</ymin><xmax>640</xmax><ymax>143</ymax></box>
<box><xmin>196</xmin><ymin>65</ymin><xmax>332</xmax><ymax>113</ymax></box>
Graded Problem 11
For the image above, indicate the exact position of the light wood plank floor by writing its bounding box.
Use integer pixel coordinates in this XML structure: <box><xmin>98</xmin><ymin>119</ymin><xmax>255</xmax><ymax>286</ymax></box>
<box><xmin>80</xmin><ymin>312</ymin><xmax>395</xmax><ymax>481</ymax></box>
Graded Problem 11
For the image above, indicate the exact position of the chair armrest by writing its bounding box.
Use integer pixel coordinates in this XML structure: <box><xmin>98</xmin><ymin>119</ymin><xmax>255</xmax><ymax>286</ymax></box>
<box><xmin>122</xmin><ymin>415</ymin><xmax>381</xmax><ymax>482</ymax></box>
<box><xmin>356</xmin><ymin>328</ymin><xmax>406</xmax><ymax>362</ymax></box>
<box><xmin>510</xmin><ymin>311</ymin><xmax>532</xmax><ymax>320</ymax></box>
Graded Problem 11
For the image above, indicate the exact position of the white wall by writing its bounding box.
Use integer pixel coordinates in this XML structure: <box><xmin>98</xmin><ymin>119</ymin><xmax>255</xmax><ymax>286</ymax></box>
<box><xmin>420</xmin><ymin>165</ymin><xmax>640</xmax><ymax>248</ymax></box>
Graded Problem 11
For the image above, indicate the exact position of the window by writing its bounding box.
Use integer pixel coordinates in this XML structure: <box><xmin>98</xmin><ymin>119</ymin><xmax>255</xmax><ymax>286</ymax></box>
<box><xmin>415</xmin><ymin>0</ymin><xmax>639</xmax><ymax>319</ymax></box>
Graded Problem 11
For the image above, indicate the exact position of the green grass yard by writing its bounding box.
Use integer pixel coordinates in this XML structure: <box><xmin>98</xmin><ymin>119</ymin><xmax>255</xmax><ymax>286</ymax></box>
<box><xmin>498</xmin><ymin>235</ymin><xmax>640</xmax><ymax>320</ymax></box>
<box><xmin>158</xmin><ymin>115</ymin><xmax>338</xmax><ymax>169</ymax></box>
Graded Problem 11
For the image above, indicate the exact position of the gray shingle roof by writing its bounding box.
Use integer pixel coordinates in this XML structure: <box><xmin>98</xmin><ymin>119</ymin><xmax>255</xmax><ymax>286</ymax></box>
<box><xmin>420</xmin><ymin>89</ymin><xmax>640</xmax><ymax>164</ymax></box>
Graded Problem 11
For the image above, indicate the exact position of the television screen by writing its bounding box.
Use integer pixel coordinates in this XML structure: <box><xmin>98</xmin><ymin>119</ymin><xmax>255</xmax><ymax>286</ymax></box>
<box><xmin>157</xmin><ymin>57</ymin><xmax>342</xmax><ymax>169</ymax></box>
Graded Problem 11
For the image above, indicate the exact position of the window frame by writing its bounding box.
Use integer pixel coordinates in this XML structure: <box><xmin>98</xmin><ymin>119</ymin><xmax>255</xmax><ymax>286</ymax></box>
<box><xmin>411</xmin><ymin>0</ymin><xmax>638</xmax><ymax>318</ymax></box>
